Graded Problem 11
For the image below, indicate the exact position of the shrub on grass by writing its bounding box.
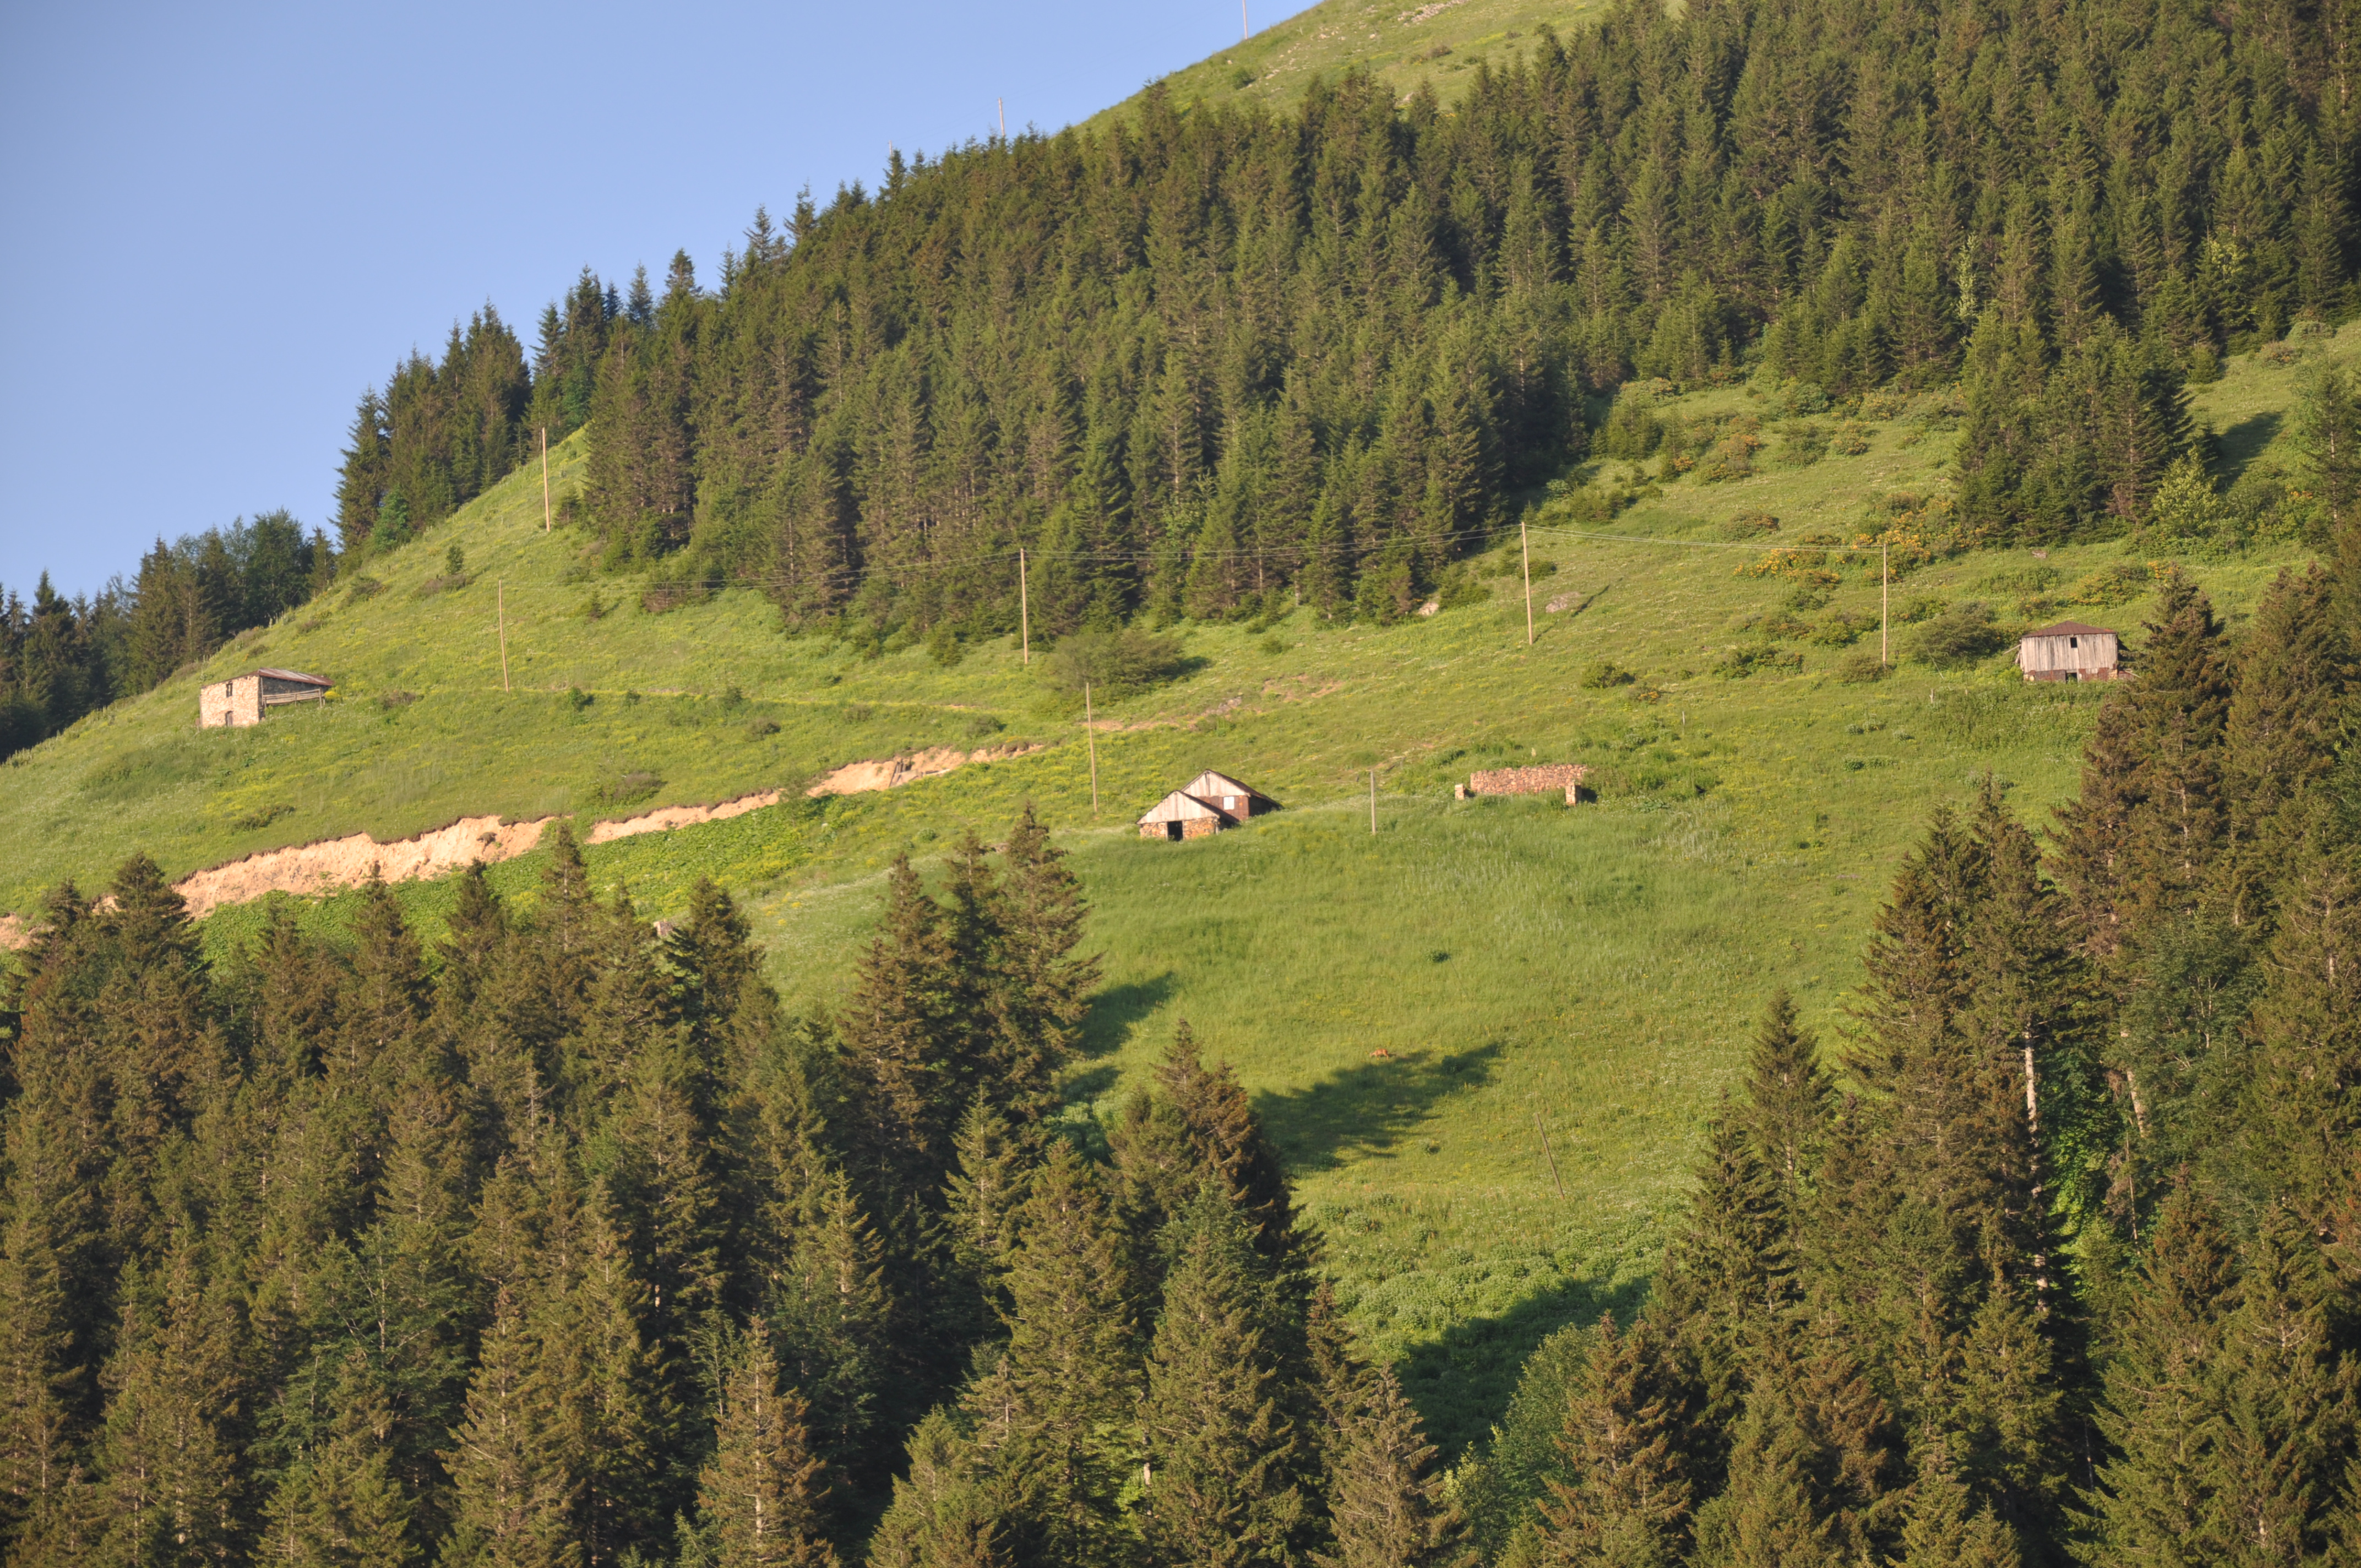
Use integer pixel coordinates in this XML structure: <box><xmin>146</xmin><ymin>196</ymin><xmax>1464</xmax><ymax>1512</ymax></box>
<box><xmin>1835</xmin><ymin>649</ymin><xmax>1888</xmax><ymax>683</ymax></box>
<box><xmin>1043</xmin><ymin>628</ymin><xmax>1193</xmax><ymax>700</ymax></box>
<box><xmin>1712</xmin><ymin>644</ymin><xmax>1804</xmax><ymax>678</ymax></box>
<box><xmin>1909</xmin><ymin>602</ymin><xmax>2007</xmax><ymax>665</ymax></box>
<box><xmin>1581</xmin><ymin>661</ymin><xmax>1638</xmax><ymax>689</ymax></box>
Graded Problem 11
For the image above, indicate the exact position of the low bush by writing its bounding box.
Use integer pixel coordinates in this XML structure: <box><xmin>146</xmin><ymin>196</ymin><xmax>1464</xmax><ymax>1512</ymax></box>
<box><xmin>1043</xmin><ymin>628</ymin><xmax>1193</xmax><ymax>700</ymax></box>
<box><xmin>1910</xmin><ymin>602</ymin><xmax>2008</xmax><ymax>665</ymax></box>
<box><xmin>1580</xmin><ymin>660</ymin><xmax>1638</xmax><ymax>689</ymax></box>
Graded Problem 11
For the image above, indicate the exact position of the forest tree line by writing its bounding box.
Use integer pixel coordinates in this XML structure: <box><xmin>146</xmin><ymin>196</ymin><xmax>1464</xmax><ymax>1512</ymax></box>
<box><xmin>0</xmin><ymin>513</ymin><xmax>335</xmax><ymax>760</ymax></box>
<box><xmin>318</xmin><ymin>0</ymin><xmax>2361</xmax><ymax>642</ymax></box>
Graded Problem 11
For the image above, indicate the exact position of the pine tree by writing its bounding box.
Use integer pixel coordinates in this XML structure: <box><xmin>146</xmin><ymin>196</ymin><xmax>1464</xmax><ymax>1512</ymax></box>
<box><xmin>2233</xmin><ymin>850</ymin><xmax>2361</xmax><ymax>1231</ymax></box>
<box><xmin>1534</xmin><ymin>1314</ymin><xmax>1694</xmax><ymax>1567</ymax></box>
<box><xmin>1314</xmin><ymin>1364</ymin><xmax>1469</xmax><ymax>1568</ymax></box>
<box><xmin>2217</xmin><ymin>567</ymin><xmax>2353</xmax><ymax>929</ymax></box>
<box><xmin>1657</xmin><ymin>1115</ymin><xmax>1794</xmax><ymax>1440</ymax></box>
<box><xmin>1138</xmin><ymin>1188</ymin><xmax>1307</xmax><ymax>1567</ymax></box>
<box><xmin>937</xmin><ymin>1098</ymin><xmax>1032</xmax><ymax>1346</ymax></box>
<box><xmin>694</xmin><ymin>1327</ymin><xmax>838</xmax><ymax>1568</ymax></box>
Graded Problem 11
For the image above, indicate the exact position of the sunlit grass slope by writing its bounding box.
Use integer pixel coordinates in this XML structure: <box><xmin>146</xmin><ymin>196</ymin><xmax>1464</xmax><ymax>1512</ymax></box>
<box><xmin>1086</xmin><ymin>0</ymin><xmax>1611</xmax><ymax>128</ymax></box>
<box><xmin>8</xmin><ymin>322</ymin><xmax>2351</xmax><ymax>1450</ymax></box>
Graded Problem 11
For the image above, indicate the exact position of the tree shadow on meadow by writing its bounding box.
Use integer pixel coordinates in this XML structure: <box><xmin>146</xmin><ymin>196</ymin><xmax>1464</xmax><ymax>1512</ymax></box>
<box><xmin>2216</xmin><ymin>410</ymin><xmax>2281</xmax><ymax>480</ymax></box>
<box><xmin>1250</xmin><ymin>1042</ymin><xmax>1502</xmax><ymax>1174</ymax></box>
<box><xmin>1397</xmin><ymin>1264</ymin><xmax>1655</xmax><ymax>1460</ymax></box>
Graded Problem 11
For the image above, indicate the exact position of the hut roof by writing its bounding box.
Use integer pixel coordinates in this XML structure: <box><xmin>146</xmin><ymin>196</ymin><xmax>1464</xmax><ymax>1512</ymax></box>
<box><xmin>1137</xmin><ymin>790</ymin><xmax>1238</xmax><ymax>826</ymax></box>
<box><xmin>1182</xmin><ymin>770</ymin><xmax>1275</xmax><ymax>804</ymax></box>
<box><xmin>251</xmin><ymin>668</ymin><xmax>333</xmax><ymax>687</ymax></box>
<box><xmin>2021</xmin><ymin>622</ymin><xmax>2114</xmax><ymax>641</ymax></box>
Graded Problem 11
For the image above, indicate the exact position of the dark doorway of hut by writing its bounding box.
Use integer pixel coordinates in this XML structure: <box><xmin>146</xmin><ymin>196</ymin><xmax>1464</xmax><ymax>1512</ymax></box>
<box><xmin>1160</xmin><ymin>821</ymin><xmax>1184</xmax><ymax>841</ymax></box>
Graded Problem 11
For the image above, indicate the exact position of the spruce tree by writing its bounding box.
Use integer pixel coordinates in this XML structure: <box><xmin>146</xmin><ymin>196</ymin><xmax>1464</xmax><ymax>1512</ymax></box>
<box><xmin>2217</xmin><ymin>567</ymin><xmax>2353</xmax><ymax>927</ymax></box>
<box><xmin>986</xmin><ymin>805</ymin><xmax>1099</xmax><ymax>1126</ymax></box>
<box><xmin>258</xmin><ymin>1349</ymin><xmax>417</xmax><ymax>1567</ymax></box>
<box><xmin>962</xmin><ymin>1141</ymin><xmax>1134</xmax><ymax>1568</ymax></box>
<box><xmin>1138</xmin><ymin>1188</ymin><xmax>1307</xmax><ymax>1567</ymax></box>
<box><xmin>2082</xmin><ymin>1183</ymin><xmax>2239</xmax><ymax>1567</ymax></box>
<box><xmin>2233</xmin><ymin>849</ymin><xmax>2361</xmax><ymax>1232</ymax></box>
<box><xmin>1889</xmin><ymin>1441</ymin><xmax>2017</xmax><ymax>1568</ymax></box>
<box><xmin>438</xmin><ymin>1283</ymin><xmax>577</xmax><ymax>1568</ymax></box>
<box><xmin>1734</xmin><ymin>991</ymin><xmax>1830</xmax><ymax>1205</ymax></box>
<box><xmin>866</xmin><ymin>1412</ymin><xmax>1009</xmax><ymax>1568</ymax></box>
<box><xmin>91</xmin><ymin>1241</ymin><xmax>247</xmax><ymax>1568</ymax></box>
<box><xmin>2202</xmin><ymin>1206</ymin><xmax>2355</xmax><ymax>1564</ymax></box>
<box><xmin>1534</xmin><ymin>1313</ymin><xmax>1694</xmax><ymax>1567</ymax></box>
<box><xmin>694</xmin><ymin>1327</ymin><xmax>838</xmax><ymax>1568</ymax></box>
<box><xmin>840</xmin><ymin>857</ymin><xmax>965</xmax><ymax>1208</ymax></box>
<box><xmin>1313</xmin><ymin>1364</ymin><xmax>1468</xmax><ymax>1568</ymax></box>
<box><xmin>1655</xmin><ymin>1115</ymin><xmax>1793</xmax><ymax>1440</ymax></box>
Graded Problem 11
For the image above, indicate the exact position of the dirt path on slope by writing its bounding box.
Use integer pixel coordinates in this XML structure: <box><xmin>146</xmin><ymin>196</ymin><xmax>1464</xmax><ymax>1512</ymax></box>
<box><xmin>804</xmin><ymin>742</ymin><xmax>1042</xmax><ymax>796</ymax></box>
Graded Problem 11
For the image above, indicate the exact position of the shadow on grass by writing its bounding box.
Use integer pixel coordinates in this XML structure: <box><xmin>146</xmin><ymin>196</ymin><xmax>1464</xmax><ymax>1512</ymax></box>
<box><xmin>1078</xmin><ymin>971</ymin><xmax>1179</xmax><ymax>1061</ymax></box>
<box><xmin>2217</xmin><ymin>411</ymin><xmax>2281</xmax><ymax>479</ymax></box>
<box><xmin>1252</xmin><ymin>1042</ymin><xmax>1502</xmax><ymax>1173</ymax></box>
<box><xmin>1397</xmin><ymin>1264</ymin><xmax>1655</xmax><ymax>1460</ymax></box>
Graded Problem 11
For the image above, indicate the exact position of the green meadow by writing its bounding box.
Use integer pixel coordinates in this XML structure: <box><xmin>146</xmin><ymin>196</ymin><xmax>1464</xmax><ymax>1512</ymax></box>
<box><xmin>10</xmin><ymin>320</ymin><xmax>2352</xmax><ymax>1450</ymax></box>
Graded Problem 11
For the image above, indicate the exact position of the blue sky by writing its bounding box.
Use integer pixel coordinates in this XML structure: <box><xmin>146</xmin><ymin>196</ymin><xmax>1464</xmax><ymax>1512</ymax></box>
<box><xmin>0</xmin><ymin>1</ymin><xmax>1318</xmax><ymax>598</ymax></box>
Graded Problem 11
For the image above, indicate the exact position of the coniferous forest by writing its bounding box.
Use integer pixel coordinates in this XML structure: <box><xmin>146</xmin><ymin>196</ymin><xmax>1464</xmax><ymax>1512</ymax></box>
<box><xmin>313</xmin><ymin>0</ymin><xmax>2359</xmax><ymax>633</ymax></box>
<box><xmin>0</xmin><ymin>552</ymin><xmax>2356</xmax><ymax>1565</ymax></box>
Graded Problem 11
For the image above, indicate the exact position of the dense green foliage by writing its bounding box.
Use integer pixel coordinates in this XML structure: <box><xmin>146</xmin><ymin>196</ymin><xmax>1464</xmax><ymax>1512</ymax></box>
<box><xmin>0</xmin><ymin>803</ymin><xmax>1485</xmax><ymax>1566</ymax></box>
<box><xmin>337</xmin><ymin>0</ymin><xmax>2359</xmax><ymax>638</ymax></box>
<box><xmin>1464</xmin><ymin>546</ymin><xmax>2361</xmax><ymax>1564</ymax></box>
<box><xmin>0</xmin><ymin>512</ymin><xmax>332</xmax><ymax>760</ymax></box>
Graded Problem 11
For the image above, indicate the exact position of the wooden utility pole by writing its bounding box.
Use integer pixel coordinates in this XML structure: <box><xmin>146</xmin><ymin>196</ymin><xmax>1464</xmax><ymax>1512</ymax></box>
<box><xmin>998</xmin><ymin>99</ymin><xmax>1005</xmax><ymax>138</ymax></box>
<box><xmin>1880</xmin><ymin>539</ymin><xmax>1890</xmax><ymax>667</ymax></box>
<box><xmin>497</xmin><ymin>580</ymin><xmax>512</xmax><ymax>692</ymax></box>
<box><xmin>1369</xmin><ymin>767</ymin><xmax>1378</xmax><ymax>834</ymax></box>
<box><xmin>1085</xmin><ymin>681</ymin><xmax>1100</xmax><ymax>816</ymax></box>
<box><xmin>540</xmin><ymin>427</ymin><xmax>551</xmax><ymax>532</ymax></box>
<box><xmin>1018</xmin><ymin>548</ymin><xmax>1030</xmax><ymax>665</ymax></box>
<box><xmin>1536</xmin><ymin>1112</ymin><xmax>1566</xmax><ymax>1199</ymax></box>
<box><xmin>1520</xmin><ymin>514</ymin><xmax>1535</xmax><ymax>647</ymax></box>
<box><xmin>1242</xmin><ymin>0</ymin><xmax>1250</xmax><ymax>40</ymax></box>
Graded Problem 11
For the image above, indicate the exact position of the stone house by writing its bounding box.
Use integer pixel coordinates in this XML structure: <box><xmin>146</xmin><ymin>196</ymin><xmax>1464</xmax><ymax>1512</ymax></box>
<box><xmin>200</xmin><ymin>669</ymin><xmax>332</xmax><ymax>728</ymax></box>
<box><xmin>1137</xmin><ymin>770</ymin><xmax>1280</xmax><ymax>840</ymax></box>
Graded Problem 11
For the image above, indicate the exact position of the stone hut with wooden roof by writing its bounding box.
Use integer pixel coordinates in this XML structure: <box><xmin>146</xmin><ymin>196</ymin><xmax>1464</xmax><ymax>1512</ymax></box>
<box><xmin>1138</xmin><ymin>770</ymin><xmax>1280</xmax><ymax>841</ymax></box>
<box><xmin>2018</xmin><ymin>621</ymin><xmax>2120</xmax><ymax>682</ymax></box>
<box><xmin>200</xmin><ymin>668</ymin><xmax>332</xmax><ymax>728</ymax></box>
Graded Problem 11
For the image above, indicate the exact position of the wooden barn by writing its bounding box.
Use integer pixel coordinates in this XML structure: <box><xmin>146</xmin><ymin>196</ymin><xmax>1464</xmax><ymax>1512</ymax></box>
<box><xmin>2018</xmin><ymin>622</ymin><xmax>2120</xmax><ymax>682</ymax></box>
<box><xmin>1137</xmin><ymin>770</ymin><xmax>1280</xmax><ymax>841</ymax></box>
<box><xmin>200</xmin><ymin>669</ymin><xmax>331</xmax><ymax>728</ymax></box>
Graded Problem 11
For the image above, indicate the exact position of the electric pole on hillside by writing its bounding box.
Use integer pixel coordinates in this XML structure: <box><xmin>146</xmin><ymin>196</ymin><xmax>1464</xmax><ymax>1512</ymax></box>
<box><xmin>1018</xmin><ymin>548</ymin><xmax>1031</xmax><ymax>665</ymax></box>
<box><xmin>540</xmin><ymin>428</ymin><xmax>552</xmax><ymax>532</ymax></box>
<box><xmin>1881</xmin><ymin>540</ymin><xmax>1890</xmax><ymax>667</ymax></box>
<box><xmin>1520</xmin><ymin>514</ymin><xmax>1535</xmax><ymax>647</ymax></box>
<box><xmin>1369</xmin><ymin>767</ymin><xmax>1378</xmax><ymax>834</ymax></box>
<box><xmin>497</xmin><ymin>581</ymin><xmax>512</xmax><ymax>692</ymax></box>
<box><xmin>998</xmin><ymin>99</ymin><xmax>1006</xmax><ymax>138</ymax></box>
<box><xmin>1243</xmin><ymin>0</ymin><xmax>1250</xmax><ymax>40</ymax></box>
<box><xmin>1085</xmin><ymin>681</ymin><xmax>1100</xmax><ymax>815</ymax></box>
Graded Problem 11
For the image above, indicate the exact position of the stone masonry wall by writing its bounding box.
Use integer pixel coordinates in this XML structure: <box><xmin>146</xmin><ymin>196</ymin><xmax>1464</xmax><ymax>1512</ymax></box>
<box><xmin>1468</xmin><ymin>764</ymin><xmax>1589</xmax><ymax>799</ymax></box>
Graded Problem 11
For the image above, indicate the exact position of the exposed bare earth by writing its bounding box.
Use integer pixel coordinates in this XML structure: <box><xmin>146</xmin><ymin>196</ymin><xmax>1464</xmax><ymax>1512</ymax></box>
<box><xmin>24</xmin><ymin>747</ymin><xmax>1039</xmax><ymax>929</ymax></box>
<box><xmin>0</xmin><ymin>915</ymin><xmax>28</xmax><ymax>951</ymax></box>
<box><xmin>168</xmin><ymin>789</ymin><xmax>795</xmax><ymax>919</ymax></box>
<box><xmin>584</xmin><ymin>791</ymin><xmax>781</xmax><ymax>843</ymax></box>
<box><xmin>803</xmin><ymin>743</ymin><xmax>1041</xmax><ymax>797</ymax></box>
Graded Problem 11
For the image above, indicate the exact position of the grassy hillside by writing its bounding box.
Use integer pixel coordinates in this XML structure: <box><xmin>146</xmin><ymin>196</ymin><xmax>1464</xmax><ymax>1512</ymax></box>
<box><xmin>7</xmin><ymin>322</ymin><xmax>2349</xmax><ymax>1449</ymax></box>
<box><xmin>1090</xmin><ymin>0</ymin><xmax>1610</xmax><ymax>128</ymax></box>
